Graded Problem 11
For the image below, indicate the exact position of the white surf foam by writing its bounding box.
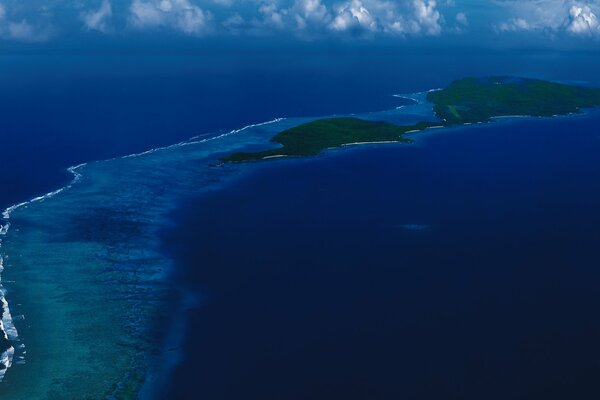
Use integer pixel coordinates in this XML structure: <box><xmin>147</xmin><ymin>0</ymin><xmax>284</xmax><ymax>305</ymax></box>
<box><xmin>121</xmin><ymin>118</ymin><xmax>284</xmax><ymax>160</ymax></box>
<box><xmin>0</xmin><ymin>345</ymin><xmax>14</xmax><ymax>382</ymax></box>
<box><xmin>0</xmin><ymin>162</ymin><xmax>87</xmax><ymax>381</ymax></box>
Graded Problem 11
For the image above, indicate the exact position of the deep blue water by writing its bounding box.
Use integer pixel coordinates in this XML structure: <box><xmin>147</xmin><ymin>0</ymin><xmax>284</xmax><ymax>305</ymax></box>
<box><xmin>163</xmin><ymin>112</ymin><xmax>600</xmax><ymax>399</ymax></box>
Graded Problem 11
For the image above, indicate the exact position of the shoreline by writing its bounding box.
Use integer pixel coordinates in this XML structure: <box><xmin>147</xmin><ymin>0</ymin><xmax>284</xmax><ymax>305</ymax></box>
<box><xmin>0</xmin><ymin>163</ymin><xmax>86</xmax><ymax>383</ymax></box>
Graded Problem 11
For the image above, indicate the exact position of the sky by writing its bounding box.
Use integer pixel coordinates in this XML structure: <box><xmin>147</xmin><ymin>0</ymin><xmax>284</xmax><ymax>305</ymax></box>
<box><xmin>0</xmin><ymin>0</ymin><xmax>599</xmax><ymax>50</ymax></box>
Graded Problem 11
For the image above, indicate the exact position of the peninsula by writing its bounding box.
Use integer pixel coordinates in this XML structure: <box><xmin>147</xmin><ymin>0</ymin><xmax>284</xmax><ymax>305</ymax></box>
<box><xmin>222</xmin><ymin>77</ymin><xmax>600</xmax><ymax>163</ymax></box>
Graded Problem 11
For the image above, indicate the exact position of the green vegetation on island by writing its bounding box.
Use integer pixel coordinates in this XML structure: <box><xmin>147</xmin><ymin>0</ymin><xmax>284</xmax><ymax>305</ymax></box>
<box><xmin>427</xmin><ymin>76</ymin><xmax>600</xmax><ymax>124</ymax></box>
<box><xmin>222</xmin><ymin>118</ymin><xmax>435</xmax><ymax>162</ymax></box>
<box><xmin>223</xmin><ymin>77</ymin><xmax>600</xmax><ymax>163</ymax></box>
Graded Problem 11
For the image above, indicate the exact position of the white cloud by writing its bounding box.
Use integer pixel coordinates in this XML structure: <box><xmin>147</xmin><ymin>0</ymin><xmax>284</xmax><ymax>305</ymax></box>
<box><xmin>0</xmin><ymin>0</ymin><xmax>453</xmax><ymax>41</ymax></box>
<box><xmin>413</xmin><ymin>0</ymin><xmax>442</xmax><ymax>35</ymax></box>
<box><xmin>0</xmin><ymin>0</ymin><xmax>599</xmax><ymax>43</ymax></box>
<box><xmin>6</xmin><ymin>20</ymin><xmax>49</xmax><ymax>42</ymax></box>
<box><xmin>568</xmin><ymin>4</ymin><xmax>600</xmax><ymax>34</ymax></box>
<box><xmin>7</xmin><ymin>20</ymin><xmax>34</xmax><ymax>40</ymax></box>
<box><xmin>293</xmin><ymin>0</ymin><xmax>330</xmax><ymax>29</ymax></box>
<box><xmin>223</xmin><ymin>12</ymin><xmax>244</xmax><ymax>31</ymax></box>
<box><xmin>495</xmin><ymin>0</ymin><xmax>563</xmax><ymax>32</ymax></box>
<box><xmin>496</xmin><ymin>0</ymin><xmax>600</xmax><ymax>37</ymax></box>
<box><xmin>326</xmin><ymin>0</ymin><xmax>444</xmax><ymax>36</ymax></box>
<box><xmin>81</xmin><ymin>0</ymin><xmax>113</xmax><ymax>33</ymax></box>
<box><xmin>243</xmin><ymin>0</ymin><xmax>449</xmax><ymax>37</ymax></box>
<box><xmin>330</xmin><ymin>0</ymin><xmax>377</xmax><ymax>32</ymax></box>
<box><xmin>0</xmin><ymin>3</ymin><xmax>51</xmax><ymax>42</ymax></box>
<box><xmin>258</xmin><ymin>1</ymin><xmax>287</xmax><ymax>29</ymax></box>
<box><xmin>129</xmin><ymin>0</ymin><xmax>211</xmax><ymax>34</ymax></box>
<box><xmin>497</xmin><ymin>17</ymin><xmax>531</xmax><ymax>32</ymax></box>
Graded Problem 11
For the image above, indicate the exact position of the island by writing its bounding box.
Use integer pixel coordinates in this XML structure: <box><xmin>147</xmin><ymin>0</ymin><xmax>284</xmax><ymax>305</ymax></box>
<box><xmin>223</xmin><ymin>118</ymin><xmax>436</xmax><ymax>162</ymax></box>
<box><xmin>222</xmin><ymin>77</ymin><xmax>600</xmax><ymax>163</ymax></box>
<box><xmin>428</xmin><ymin>76</ymin><xmax>600</xmax><ymax>124</ymax></box>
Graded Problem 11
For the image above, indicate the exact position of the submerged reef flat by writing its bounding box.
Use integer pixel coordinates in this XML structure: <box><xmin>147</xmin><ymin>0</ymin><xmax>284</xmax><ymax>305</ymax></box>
<box><xmin>0</xmin><ymin>167</ymin><xmax>177</xmax><ymax>399</ymax></box>
<box><xmin>0</xmin><ymin>118</ymin><xmax>308</xmax><ymax>399</ymax></box>
<box><xmin>224</xmin><ymin>77</ymin><xmax>600</xmax><ymax>163</ymax></box>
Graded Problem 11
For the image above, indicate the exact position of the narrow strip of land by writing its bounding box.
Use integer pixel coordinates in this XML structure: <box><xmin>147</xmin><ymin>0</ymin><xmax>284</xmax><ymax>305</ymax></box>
<box><xmin>223</xmin><ymin>77</ymin><xmax>600</xmax><ymax>163</ymax></box>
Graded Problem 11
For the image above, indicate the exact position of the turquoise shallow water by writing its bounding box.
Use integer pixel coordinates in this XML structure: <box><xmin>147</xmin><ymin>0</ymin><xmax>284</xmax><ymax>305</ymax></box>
<box><xmin>0</xmin><ymin>97</ymin><xmax>436</xmax><ymax>398</ymax></box>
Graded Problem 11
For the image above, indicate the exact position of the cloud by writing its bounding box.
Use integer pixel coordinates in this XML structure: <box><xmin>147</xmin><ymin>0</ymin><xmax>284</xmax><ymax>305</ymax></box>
<box><xmin>258</xmin><ymin>1</ymin><xmax>287</xmax><ymax>29</ymax></box>
<box><xmin>222</xmin><ymin>12</ymin><xmax>244</xmax><ymax>32</ymax></box>
<box><xmin>497</xmin><ymin>17</ymin><xmax>531</xmax><ymax>32</ymax></box>
<box><xmin>456</xmin><ymin>12</ymin><xmax>468</xmax><ymax>26</ymax></box>
<box><xmin>324</xmin><ymin>0</ymin><xmax>444</xmax><ymax>36</ymax></box>
<box><xmin>330</xmin><ymin>0</ymin><xmax>377</xmax><ymax>33</ymax></box>
<box><xmin>567</xmin><ymin>4</ymin><xmax>600</xmax><ymax>35</ymax></box>
<box><xmin>244</xmin><ymin>0</ymin><xmax>448</xmax><ymax>37</ymax></box>
<box><xmin>12</xmin><ymin>0</ymin><xmax>600</xmax><ymax>43</ymax></box>
<box><xmin>7</xmin><ymin>20</ymin><xmax>36</xmax><ymax>41</ymax></box>
<box><xmin>413</xmin><ymin>0</ymin><xmax>442</xmax><ymax>35</ymax></box>
<box><xmin>5</xmin><ymin>20</ymin><xmax>49</xmax><ymax>42</ymax></box>
<box><xmin>129</xmin><ymin>0</ymin><xmax>211</xmax><ymax>35</ymax></box>
<box><xmin>0</xmin><ymin>3</ymin><xmax>51</xmax><ymax>42</ymax></box>
<box><xmin>496</xmin><ymin>0</ymin><xmax>600</xmax><ymax>37</ymax></box>
<box><xmin>293</xmin><ymin>0</ymin><xmax>330</xmax><ymax>29</ymax></box>
<box><xmin>0</xmin><ymin>0</ymin><xmax>454</xmax><ymax>42</ymax></box>
<box><xmin>81</xmin><ymin>0</ymin><xmax>113</xmax><ymax>33</ymax></box>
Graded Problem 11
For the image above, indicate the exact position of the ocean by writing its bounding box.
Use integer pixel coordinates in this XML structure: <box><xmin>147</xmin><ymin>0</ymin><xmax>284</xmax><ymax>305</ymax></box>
<box><xmin>163</xmin><ymin>111</ymin><xmax>600</xmax><ymax>399</ymax></box>
<box><xmin>1</xmin><ymin>50</ymin><xmax>600</xmax><ymax>398</ymax></box>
